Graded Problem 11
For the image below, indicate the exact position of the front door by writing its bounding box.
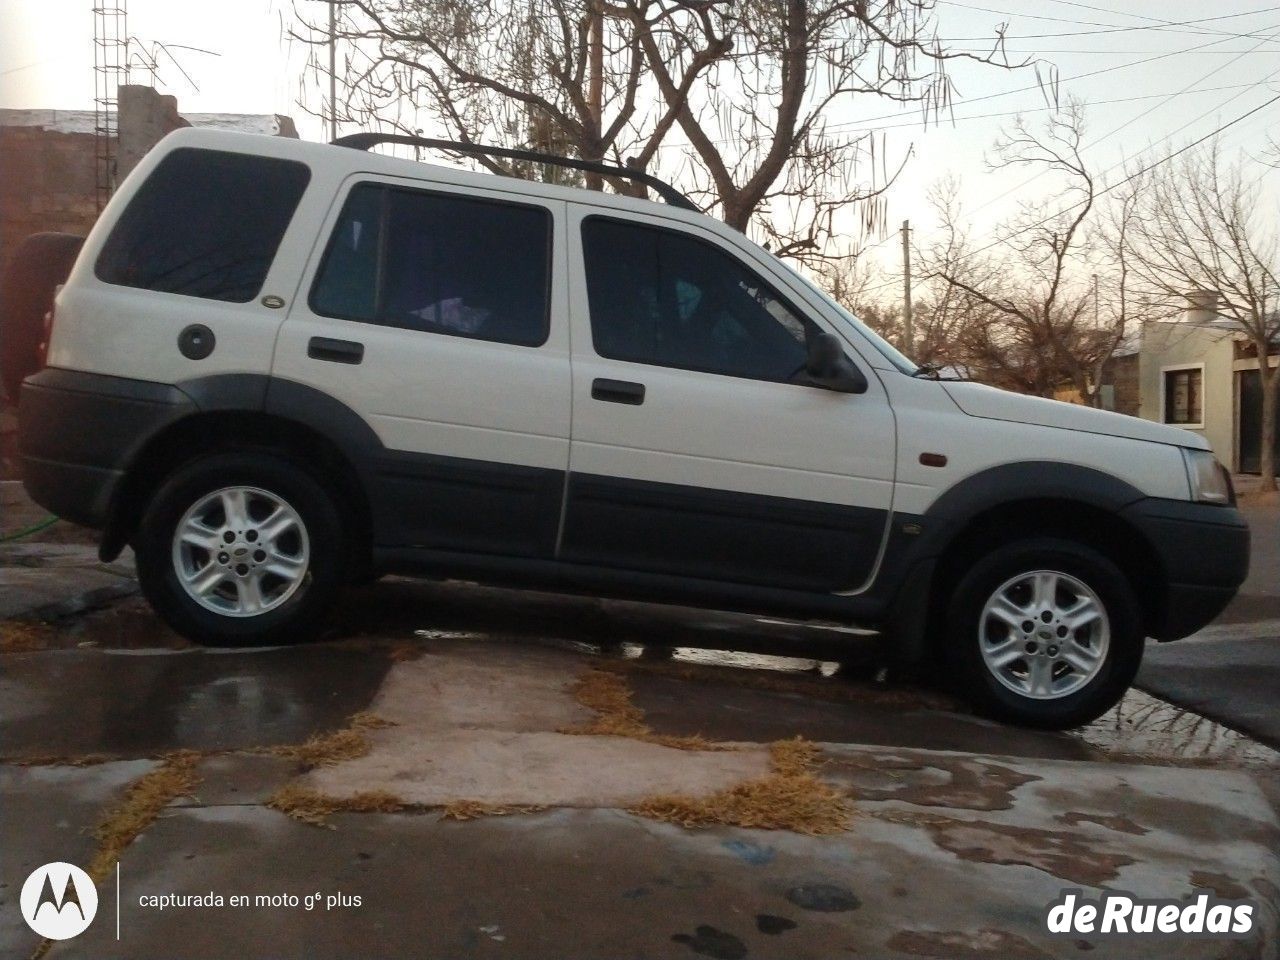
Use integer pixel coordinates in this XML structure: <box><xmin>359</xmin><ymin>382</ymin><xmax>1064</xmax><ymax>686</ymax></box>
<box><xmin>273</xmin><ymin>175</ymin><xmax>571</xmax><ymax>556</ymax></box>
<box><xmin>561</xmin><ymin>210</ymin><xmax>896</xmax><ymax>593</ymax></box>
<box><xmin>1239</xmin><ymin>368</ymin><xmax>1280</xmax><ymax>475</ymax></box>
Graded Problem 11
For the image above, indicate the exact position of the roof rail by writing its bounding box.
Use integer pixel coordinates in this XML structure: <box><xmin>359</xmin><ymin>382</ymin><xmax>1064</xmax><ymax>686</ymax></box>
<box><xmin>331</xmin><ymin>133</ymin><xmax>699</xmax><ymax>212</ymax></box>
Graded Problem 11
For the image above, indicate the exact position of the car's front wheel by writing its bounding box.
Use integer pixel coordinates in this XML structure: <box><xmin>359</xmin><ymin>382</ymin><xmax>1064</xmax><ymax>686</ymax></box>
<box><xmin>135</xmin><ymin>452</ymin><xmax>347</xmax><ymax>645</ymax></box>
<box><xmin>944</xmin><ymin>538</ymin><xmax>1144</xmax><ymax>729</ymax></box>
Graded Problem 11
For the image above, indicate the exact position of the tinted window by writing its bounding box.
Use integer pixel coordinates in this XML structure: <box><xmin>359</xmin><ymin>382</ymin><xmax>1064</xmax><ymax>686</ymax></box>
<box><xmin>581</xmin><ymin>217</ymin><xmax>811</xmax><ymax>381</ymax></box>
<box><xmin>96</xmin><ymin>148</ymin><xmax>310</xmax><ymax>302</ymax></box>
<box><xmin>310</xmin><ymin>184</ymin><xmax>551</xmax><ymax>347</ymax></box>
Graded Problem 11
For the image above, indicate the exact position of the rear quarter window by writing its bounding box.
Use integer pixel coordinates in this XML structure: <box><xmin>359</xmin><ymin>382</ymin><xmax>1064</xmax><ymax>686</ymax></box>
<box><xmin>95</xmin><ymin>147</ymin><xmax>310</xmax><ymax>303</ymax></box>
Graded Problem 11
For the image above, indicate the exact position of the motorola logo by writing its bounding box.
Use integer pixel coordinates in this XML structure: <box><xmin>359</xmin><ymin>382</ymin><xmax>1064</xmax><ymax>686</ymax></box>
<box><xmin>20</xmin><ymin>863</ymin><xmax>97</xmax><ymax>940</ymax></box>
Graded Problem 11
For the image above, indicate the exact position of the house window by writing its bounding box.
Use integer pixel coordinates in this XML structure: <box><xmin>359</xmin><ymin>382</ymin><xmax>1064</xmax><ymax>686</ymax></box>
<box><xmin>1163</xmin><ymin>367</ymin><xmax>1203</xmax><ymax>426</ymax></box>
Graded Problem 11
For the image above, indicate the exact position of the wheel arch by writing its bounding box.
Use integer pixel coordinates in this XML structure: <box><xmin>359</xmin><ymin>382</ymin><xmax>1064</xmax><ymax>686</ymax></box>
<box><xmin>889</xmin><ymin>462</ymin><xmax>1170</xmax><ymax>663</ymax></box>
<box><xmin>101</xmin><ymin>403</ymin><xmax>375</xmax><ymax>576</ymax></box>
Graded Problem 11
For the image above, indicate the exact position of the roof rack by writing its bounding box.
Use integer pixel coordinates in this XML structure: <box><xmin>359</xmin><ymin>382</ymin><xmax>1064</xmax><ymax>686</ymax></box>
<box><xmin>331</xmin><ymin>133</ymin><xmax>699</xmax><ymax>212</ymax></box>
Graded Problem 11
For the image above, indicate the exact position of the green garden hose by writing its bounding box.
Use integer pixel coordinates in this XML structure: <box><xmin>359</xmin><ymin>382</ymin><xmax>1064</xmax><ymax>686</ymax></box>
<box><xmin>0</xmin><ymin>515</ymin><xmax>58</xmax><ymax>542</ymax></box>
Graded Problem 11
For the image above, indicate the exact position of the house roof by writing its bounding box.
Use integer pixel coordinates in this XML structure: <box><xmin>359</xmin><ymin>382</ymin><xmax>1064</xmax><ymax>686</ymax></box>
<box><xmin>0</xmin><ymin>108</ymin><xmax>296</xmax><ymax>138</ymax></box>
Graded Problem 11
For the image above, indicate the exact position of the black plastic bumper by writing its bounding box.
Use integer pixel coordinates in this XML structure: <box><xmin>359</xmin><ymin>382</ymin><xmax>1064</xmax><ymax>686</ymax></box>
<box><xmin>18</xmin><ymin>367</ymin><xmax>192</xmax><ymax>529</ymax></box>
<box><xmin>1119</xmin><ymin>497</ymin><xmax>1250</xmax><ymax>640</ymax></box>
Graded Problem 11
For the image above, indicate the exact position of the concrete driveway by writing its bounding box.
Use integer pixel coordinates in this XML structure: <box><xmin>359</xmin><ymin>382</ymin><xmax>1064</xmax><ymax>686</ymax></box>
<box><xmin>3</xmin><ymin>569</ymin><xmax>1279</xmax><ymax>959</ymax></box>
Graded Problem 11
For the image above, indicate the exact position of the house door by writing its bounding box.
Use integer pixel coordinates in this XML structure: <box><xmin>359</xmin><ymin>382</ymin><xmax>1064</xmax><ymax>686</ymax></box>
<box><xmin>1238</xmin><ymin>369</ymin><xmax>1280</xmax><ymax>475</ymax></box>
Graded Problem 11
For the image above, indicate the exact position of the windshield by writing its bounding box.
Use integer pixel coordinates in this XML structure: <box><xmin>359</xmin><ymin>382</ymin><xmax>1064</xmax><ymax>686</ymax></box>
<box><xmin>788</xmin><ymin>268</ymin><xmax>918</xmax><ymax>374</ymax></box>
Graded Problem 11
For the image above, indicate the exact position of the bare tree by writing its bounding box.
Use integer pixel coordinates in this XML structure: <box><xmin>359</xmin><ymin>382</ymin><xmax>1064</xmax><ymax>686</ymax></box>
<box><xmin>1124</xmin><ymin>141</ymin><xmax>1279</xmax><ymax>489</ymax></box>
<box><xmin>292</xmin><ymin>0</ymin><xmax>1023</xmax><ymax>264</ymax></box>
<box><xmin>927</xmin><ymin>101</ymin><xmax>1130</xmax><ymax>402</ymax></box>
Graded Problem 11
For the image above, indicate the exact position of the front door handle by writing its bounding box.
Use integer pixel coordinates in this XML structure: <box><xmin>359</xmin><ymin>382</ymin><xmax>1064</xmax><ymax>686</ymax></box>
<box><xmin>592</xmin><ymin>378</ymin><xmax>645</xmax><ymax>405</ymax></box>
<box><xmin>308</xmin><ymin>336</ymin><xmax>364</xmax><ymax>364</ymax></box>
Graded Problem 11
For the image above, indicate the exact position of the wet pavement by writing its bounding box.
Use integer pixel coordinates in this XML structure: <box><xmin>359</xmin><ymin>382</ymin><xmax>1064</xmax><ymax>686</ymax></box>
<box><xmin>0</xmin><ymin>646</ymin><xmax>392</xmax><ymax>758</ymax></box>
<box><xmin>3</xmin><ymin>529</ymin><xmax>1280</xmax><ymax>957</ymax></box>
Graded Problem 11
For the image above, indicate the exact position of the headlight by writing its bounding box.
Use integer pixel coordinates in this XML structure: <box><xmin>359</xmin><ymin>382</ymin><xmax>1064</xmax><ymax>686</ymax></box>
<box><xmin>1182</xmin><ymin>449</ymin><xmax>1231</xmax><ymax>504</ymax></box>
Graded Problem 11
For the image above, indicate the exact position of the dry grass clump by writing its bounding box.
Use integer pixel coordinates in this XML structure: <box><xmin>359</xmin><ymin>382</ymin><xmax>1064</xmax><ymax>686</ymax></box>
<box><xmin>440</xmin><ymin>800</ymin><xmax>546</xmax><ymax>822</ymax></box>
<box><xmin>562</xmin><ymin>669</ymin><xmax>723</xmax><ymax>751</ymax></box>
<box><xmin>263</xmin><ymin>712</ymin><xmax>396</xmax><ymax>769</ymax></box>
<box><xmin>0</xmin><ymin>619</ymin><xmax>55</xmax><ymax>652</ymax></box>
<box><xmin>630</xmin><ymin>737</ymin><xmax>853</xmax><ymax>836</ymax></box>
<box><xmin>89</xmin><ymin>750</ymin><xmax>202</xmax><ymax>879</ymax></box>
<box><xmin>265</xmin><ymin>729</ymin><xmax>371</xmax><ymax>769</ymax></box>
<box><xmin>267</xmin><ymin>784</ymin><xmax>407</xmax><ymax>828</ymax></box>
<box><xmin>349</xmin><ymin>711</ymin><xmax>396</xmax><ymax>730</ymax></box>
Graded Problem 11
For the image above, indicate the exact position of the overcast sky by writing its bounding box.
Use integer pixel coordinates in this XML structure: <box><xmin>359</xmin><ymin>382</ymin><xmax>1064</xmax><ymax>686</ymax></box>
<box><xmin>2</xmin><ymin>0</ymin><xmax>1277</xmax><ymax>288</ymax></box>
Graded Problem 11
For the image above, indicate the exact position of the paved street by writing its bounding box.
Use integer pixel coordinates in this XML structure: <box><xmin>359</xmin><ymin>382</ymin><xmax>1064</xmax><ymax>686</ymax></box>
<box><xmin>1139</xmin><ymin>497</ymin><xmax>1280</xmax><ymax>748</ymax></box>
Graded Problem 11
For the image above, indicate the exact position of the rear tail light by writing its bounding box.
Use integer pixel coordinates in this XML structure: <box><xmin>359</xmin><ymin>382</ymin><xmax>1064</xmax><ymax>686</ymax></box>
<box><xmin>35</xmin><ymin>285</ymin><xmax>62</xmax><ymax>369</ymax></box>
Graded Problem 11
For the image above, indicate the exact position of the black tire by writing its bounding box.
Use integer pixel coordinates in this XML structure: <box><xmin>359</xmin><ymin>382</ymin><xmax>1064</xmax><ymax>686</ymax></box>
<box><xmin>943</xmin><ymin>537</ymin><xmax>1144</xmax><ymax>730</ymax></box>
<box><xmin>0</xmin><ymin>233</ymin><xmax>85</xmax><ymax>403</ymax></box>
<box><xmin>135</xmin><ymin>452</ymin><xmax>347</xmax><ymax>646</ymax></box>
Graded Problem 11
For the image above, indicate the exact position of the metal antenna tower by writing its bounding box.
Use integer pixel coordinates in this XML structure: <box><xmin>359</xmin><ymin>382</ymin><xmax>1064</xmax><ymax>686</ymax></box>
<box><xmin>92</xmin><ymin>3</ymin><xmax>129</xmax><ymax>211</ymax></box>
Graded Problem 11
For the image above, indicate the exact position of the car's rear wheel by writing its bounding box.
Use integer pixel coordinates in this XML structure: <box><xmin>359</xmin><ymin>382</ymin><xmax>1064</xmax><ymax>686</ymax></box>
<box><xmin>944</xmin><ymin>538</ymin><xmax>1144</xmax><ymax>729</ymax></box>
<box><xmin>0</xmin><ymin>232</ymin><xmax>85</xmax><ymax>403</ymax></box>
<box><xmin>136</xmin><ymin>452</ymin><xmax>346</xmax><ymax>645</ymax></box>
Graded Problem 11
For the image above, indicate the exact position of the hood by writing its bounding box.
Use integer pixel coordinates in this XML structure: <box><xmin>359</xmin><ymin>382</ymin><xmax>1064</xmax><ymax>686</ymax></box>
<box><xmin>941</xmin><ymin>381</ymin><xmax>1209</xmax><ymax>450</ymax></box>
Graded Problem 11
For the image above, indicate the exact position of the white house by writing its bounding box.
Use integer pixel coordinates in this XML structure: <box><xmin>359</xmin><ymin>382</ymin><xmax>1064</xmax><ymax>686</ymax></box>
<box><xmin>1137</xmin><ymin>290</ymin><xmax>1279</xmax><ymax>475</ymax></box>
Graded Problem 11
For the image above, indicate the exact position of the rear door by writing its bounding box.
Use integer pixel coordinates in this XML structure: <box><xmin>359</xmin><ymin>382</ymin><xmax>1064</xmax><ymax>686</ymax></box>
<box><xmin>272</xmin><ymin>175</ymin><xmax>571</xmax><ymax>557</ymax></box>
<box><xmin>561</xmin><ymin>209</ymin><xmax>896</xmax><ymax>592</ymax></box>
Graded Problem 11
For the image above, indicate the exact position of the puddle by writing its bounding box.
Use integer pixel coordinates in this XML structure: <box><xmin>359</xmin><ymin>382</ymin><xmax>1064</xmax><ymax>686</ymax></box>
<box><xmin>668</xmin><ymin>646</ymin><xmax>843</xmax><ymax>678</ymax></box>
<box><xmin>0</xmin><ymin>647</ymin><xmax>392</xmax><ymax>757</ymax></box>
<box><xmin>1076</xmin><ymin>687</ymin><xmax>1280</xmax><ymax>768</ymax></box>
<box><xmin>563</xmin><ymin>636</ymin><xmax>1279</xmax><ymax>768</ymax></box>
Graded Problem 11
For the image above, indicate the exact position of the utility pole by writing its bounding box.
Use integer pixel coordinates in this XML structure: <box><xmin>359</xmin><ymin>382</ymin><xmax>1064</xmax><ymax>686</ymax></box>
<box><xmin>901</xmin><ymin>220</ymin><xmax>914</xmax><ymax>355</ymax></box>
<box><xmin>585</xmin><ymin>0</ymin><xmax>604</xmax><ymax>191</ymax></box>
<box><xmin>328</xmin><ymin>1</ymin><xmax>338</xmax><ymax>142</ymax></box>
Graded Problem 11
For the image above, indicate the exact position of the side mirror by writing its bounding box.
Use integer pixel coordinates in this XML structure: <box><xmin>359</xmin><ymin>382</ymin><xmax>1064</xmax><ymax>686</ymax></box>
<box><xmin>804</xmin><ymin>331</ymin><xmax>868</xmax><ymax>394</ymax></box>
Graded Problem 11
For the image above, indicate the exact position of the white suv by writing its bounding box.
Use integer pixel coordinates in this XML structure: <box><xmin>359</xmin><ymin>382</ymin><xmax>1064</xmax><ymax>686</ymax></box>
<box><xmin>17</xmin><ymin>128</ymin><xmax>1249</xmax><ymax>728</ymax></box>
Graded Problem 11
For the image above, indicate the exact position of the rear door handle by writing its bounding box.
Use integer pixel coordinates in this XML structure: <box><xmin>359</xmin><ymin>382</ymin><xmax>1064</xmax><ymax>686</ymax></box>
<box><xmin>591</xmin><ymin>378</ymin><xmax>645</xmax><ymax>405</ymax></box>
<box><xmin>308</xmin><ymin>336</ymin><xmax>364</xmax><ymax>364</ymax></box>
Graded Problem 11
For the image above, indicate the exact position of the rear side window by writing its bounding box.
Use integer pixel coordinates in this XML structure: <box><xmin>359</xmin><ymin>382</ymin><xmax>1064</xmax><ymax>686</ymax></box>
<box><xmin>95</xmin><ymin>148</ymin><xmax>310</xmax><ymax>302</ymax></box>
<box><xmin>310</xmin><ymin>183</ymin><xmax>552</xmax><ymax>347</ymax></box>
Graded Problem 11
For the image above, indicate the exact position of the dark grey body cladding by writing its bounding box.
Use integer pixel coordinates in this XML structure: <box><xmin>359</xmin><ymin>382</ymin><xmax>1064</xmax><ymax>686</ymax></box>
<box><xmin>560</xmin><ymin>474</ymin><xmax>887</xmax><ymax>591</ymax></box>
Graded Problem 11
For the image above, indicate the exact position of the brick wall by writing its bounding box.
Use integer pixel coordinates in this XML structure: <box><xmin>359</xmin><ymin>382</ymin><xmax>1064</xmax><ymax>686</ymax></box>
<box><xmin>1105</xmin><ymin>353</ymin><xmax>1140</xmax><ymax>417</ymax></box>
<box><xmin>0</xmin><ymin>125</ymin><xmax>99</xmax><ymax>271</ymax></box>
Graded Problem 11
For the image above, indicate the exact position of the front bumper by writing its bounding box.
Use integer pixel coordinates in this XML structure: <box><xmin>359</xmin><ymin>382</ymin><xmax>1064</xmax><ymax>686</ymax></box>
<box><xmin>18</xmin><ymin>367</ymin><xmax>192</xmax><ymax>529</ymax></box>
<box><xmin>1120</xmin><ymin>497</ymin><xmax>1250</xmax><ymax>640</ymax></box>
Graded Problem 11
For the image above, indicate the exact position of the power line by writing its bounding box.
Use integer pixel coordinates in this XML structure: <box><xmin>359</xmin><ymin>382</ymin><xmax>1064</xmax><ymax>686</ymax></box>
<box><xmin>1030</xmin><ymin>0</ymin><xmax>1280</xmax><ymax>42</ymax></box>
<box><xmin>949</xmin><ymin>24</ymin><xmax>1280</xmax><ymax>224</ymax></box>
<box><xmin>856</xmin><ymin>92</ymin><xmax>1280</xmax><ymax>298</ymax></box>
<box><xmin>655</xmin><ymin>24</ymin><xmax>1267</xmax><ymax>154</ymax></box>
<box><xmin>944</xmin><ymin>48</ymin><xmax>1280</xmax><ymax>55</ymax></box>
<box><xmin>932</xmin><ymin>4</ymin><xmax>1280</xmax><ymax>41</ymax></box>
<box><xmin>817</xmin><ymin>24</ymin><xmax>1274</xmax><ymax>137</ymax></box>
<box><xmin>824</xmin><ymin>82</ymin><xmax>1264</xmax><ymax>137</ymax></box>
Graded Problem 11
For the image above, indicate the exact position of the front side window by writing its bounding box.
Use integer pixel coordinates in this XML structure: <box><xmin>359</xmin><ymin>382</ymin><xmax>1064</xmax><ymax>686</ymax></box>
<box><xmin>95</xmin><ymin>148</ymin><xmax>310</xmax><ymax>302</ymax></box>
<box><xmin>581</xmin><ymin>217</ymin><xmax>812</xmax><ymax>381</ymax></box>
<box><xmin>310</xmin><ymin>183</ymin><xmax>551</xmax><ymax>347</ymax></box>
<box><xmin>1164</xmin><ymin>367</ymin><xmax>1203</xmax><ymax>425</ymax></box>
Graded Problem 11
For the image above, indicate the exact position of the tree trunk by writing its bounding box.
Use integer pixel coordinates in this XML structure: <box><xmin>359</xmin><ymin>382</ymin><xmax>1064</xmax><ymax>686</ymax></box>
<box><xmin>1260</xmin><ymin>356</ymin><xmax>1279</xmax><ymax>493</ymax></box>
